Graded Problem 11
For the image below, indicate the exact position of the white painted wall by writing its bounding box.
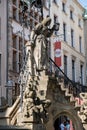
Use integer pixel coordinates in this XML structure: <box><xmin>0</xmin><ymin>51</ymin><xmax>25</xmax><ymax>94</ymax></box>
<box><xmin>43</xmin><ymin>0</ymin><xmax>86</xmax><ymax>84</ymax></box>
<box><xmin>0</xmin><ymin>0</ymin><xmax>7</xmax><ymax>100</ymax></box>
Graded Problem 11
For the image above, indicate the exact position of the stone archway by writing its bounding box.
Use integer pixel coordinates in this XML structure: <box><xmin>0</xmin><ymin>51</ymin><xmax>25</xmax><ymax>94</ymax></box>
<box><xmin>53</xmin><ymin>110</ymin><xmax>83</xmax><ymax>130</ymax></box>
<box><xmin>45</xmin><ymin>78</ymin><xmax>83</xmax><ymax>130</ymax></box>
<box><xmin>46</xmin><ymin>107</ymin><xmax>83</xmax><ymax>130</ymax></box>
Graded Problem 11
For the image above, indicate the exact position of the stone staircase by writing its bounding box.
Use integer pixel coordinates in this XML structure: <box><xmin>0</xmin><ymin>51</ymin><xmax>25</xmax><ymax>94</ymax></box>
<box><xmin>0</xmin><ymin>126</ymin><xmax>29</xmax><ymax>130</ymax></box>
<box><xmin>0</xmin><ymin>49</ymin><xmax>86</xmax><ymax>130</ymax></box>
<box><xmin>0</xmin><ymin>97</ymin><xmax>20</xmax><ymax>126</ymax></box>
<box><xmin>0</xmin><ymin>70</ymin><xmax>85</xmax><ymax>129</ymax></box>
<box><xmin>48</xmin><ymin>58</ymin><xmax>83</xmax><ymax>112</ymax></box>
<box><xmin>59</xmin><ymin>82</ymin><xmax>81</xmax><ymax>111</ymax></box>
<box><xmin>45</xmin><ymin>75</ymin><xmax>84</xmax><ymax>130</ymax></box>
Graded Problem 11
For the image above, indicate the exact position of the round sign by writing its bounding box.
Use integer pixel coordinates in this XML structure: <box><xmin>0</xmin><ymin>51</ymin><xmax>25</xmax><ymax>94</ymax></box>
<box><xmin>55</xmin><ymin>49</ymin><xmax>61</xmax><ymax>57</ymax></box>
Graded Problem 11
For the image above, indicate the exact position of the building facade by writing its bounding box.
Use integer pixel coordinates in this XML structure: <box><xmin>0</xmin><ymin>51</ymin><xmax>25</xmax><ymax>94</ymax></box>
<box><xmin>0</xmin><ymin>0</ymin><xmax>86</xmax><ymax>106</ymax></box>
<box><xmin>0</xmin><ymin>0</ymin><xmax>7</xmax><ymax>105</ymax></box>
<box><xmin>49</xmin><ymin>0</ymin><xmax>86</xmax><ymax>85</ymax></box>
<box><xmin>7</xmin><ymin>0</ymin><xmax>43</xmax><ymax>105</ymax></box>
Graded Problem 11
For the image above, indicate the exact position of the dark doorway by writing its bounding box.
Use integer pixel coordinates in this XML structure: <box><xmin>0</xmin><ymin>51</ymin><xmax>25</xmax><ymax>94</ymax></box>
<box><xmin>54</xmin><ymin>118</ymin><xmax>61</xmax><ymax>130</ymax></box>
<box><xmin>54</xmin><ymin>115</ymin><xmax>75</xmax><ymax>130</ymax></box>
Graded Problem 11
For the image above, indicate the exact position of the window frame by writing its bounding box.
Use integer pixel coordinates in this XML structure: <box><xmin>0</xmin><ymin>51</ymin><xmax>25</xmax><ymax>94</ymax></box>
<box><xmin>70</xmin><ymin>10</ymin><xmax>73</xmax><ymax>20</ymax></box>
<box><xmin>63</xmin><ymin>22</ymin><xmax>67</xmax><ymax>42</ymax></box>
<box><xmin>72</xmin><ymin>59</ymin><xmax>75</xmax><ymax>81</ymax></box>
<box><xmin>71</xmin><ymin>28</ymin><xmax>74</xmax><ymax>47</ymax></box>
<box><xmin>78</xmin><ymin>18</ymin><xmax>81</xmax><ymax>28</ymax></box>
<box><xmin>62</xmin><ymin>2</ymin><xmax>66</xmax><ymax>13</ymax></box>
<box><xmin>54</xmin><ymin>15</ymin><xmax>58</xmax><ymax>35</ymax></box>
<box><xmin>80</xmin><ymin>64</ymin><xmax>83</xmax><ymax>84</ymax></box>
<box><xmin>79</xmin><ymin>36</ymin><xmax>82</xmax><ymax>53</ymax></box>
<box><xmin>64</xmin><ymin>55</ymin><xmax>67</xmax><ymax>76</ymax></box>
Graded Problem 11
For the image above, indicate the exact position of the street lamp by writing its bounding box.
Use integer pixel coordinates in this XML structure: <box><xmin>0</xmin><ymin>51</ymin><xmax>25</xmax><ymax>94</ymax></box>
<box><xmin>53</xmin><ymin>23</ymin><xmax>60</xmax><ymax>31</ymax></box>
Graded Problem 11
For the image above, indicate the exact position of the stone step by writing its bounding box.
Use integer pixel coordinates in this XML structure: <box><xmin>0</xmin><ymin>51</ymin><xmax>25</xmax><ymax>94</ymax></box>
<box><xmin>58</xmin><ymin>82</ymin><xmax>82</xmax><ymax>111</ymax></box>
<box><xmin>0</xmin><ymin>125</ymin><xmax>29</xmax><ymax>130</ymax></box>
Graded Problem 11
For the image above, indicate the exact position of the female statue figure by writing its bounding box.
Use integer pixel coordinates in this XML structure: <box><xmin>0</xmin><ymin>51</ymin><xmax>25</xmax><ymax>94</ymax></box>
<box><xmin>30</xmin><ymin>16</ymin><xmax>59</xmax><ymax>71</ymax></box>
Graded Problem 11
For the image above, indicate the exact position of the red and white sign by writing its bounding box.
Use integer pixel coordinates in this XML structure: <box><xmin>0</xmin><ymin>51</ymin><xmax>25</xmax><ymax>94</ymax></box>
<box><xmin>54</xmin><ymin>41</ymin><xmax>61</xmax><ymax>67</ymax></box>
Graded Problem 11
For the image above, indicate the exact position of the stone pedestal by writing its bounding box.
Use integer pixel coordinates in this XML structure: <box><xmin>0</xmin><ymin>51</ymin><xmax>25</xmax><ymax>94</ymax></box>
<box><xmin>17</xmin><ymin>111</ymin><xmax>33</xmax><ymax>130</ymax></box>
<box><xmin>33</xmin><ymin>124</ymin><xmax>46</xmax><ymax>130</ymax></box>
<box><xmin>17</xmin><ymin>111</ymin><xmax>47</xmax><ymax>130</ymax></box>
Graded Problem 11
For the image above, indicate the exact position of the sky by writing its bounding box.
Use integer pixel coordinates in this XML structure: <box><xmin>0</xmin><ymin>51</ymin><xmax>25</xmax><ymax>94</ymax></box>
<box><xmin>78</xmin><ymin>0</ymin><xmax>87</xmax><ymax>8</ymax></box>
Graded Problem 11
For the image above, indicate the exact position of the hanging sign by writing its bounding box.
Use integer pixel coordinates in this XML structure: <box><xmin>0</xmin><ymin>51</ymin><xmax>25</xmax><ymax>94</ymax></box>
<box><xmin>54</xmin><ymin>41</ymin><xmax>61</xmax><ymax>67</ymax></box>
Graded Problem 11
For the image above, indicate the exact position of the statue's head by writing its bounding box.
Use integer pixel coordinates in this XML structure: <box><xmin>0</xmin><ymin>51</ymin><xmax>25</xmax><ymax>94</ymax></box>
<box><xmin>35</xmin><ymin>23</ymin><xmax>43</xmax><ymax>35</ymax></box>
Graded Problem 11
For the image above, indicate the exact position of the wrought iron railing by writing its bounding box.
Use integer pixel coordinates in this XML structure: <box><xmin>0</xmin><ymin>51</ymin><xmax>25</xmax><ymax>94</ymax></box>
<box><xmin>49</xmin><ymin>57</ymin><xmax>86</xmax><ymax>97</ymax></box>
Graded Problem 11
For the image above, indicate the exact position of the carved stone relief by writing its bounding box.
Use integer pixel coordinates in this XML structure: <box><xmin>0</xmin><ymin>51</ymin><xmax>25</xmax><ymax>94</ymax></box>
<box><xmin>52</xmin><ymin>87</ymin><xmax>68</xmax><ymax>104</ymax></box>
<box><xmin>78</xmin><ymin>92</ymin><xmax>87</xmax><ymax>123</ymax></box>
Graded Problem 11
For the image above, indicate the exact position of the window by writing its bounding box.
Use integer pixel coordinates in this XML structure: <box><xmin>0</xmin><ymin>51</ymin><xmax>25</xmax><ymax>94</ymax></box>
<box><xmin>12</xmin><ymin>83</ymin><xmax>20</xmax><ymax>103</ymax></box>
<box><xmin>13</xmin><ymin>35</ymin><xmax>17</xmax><ymax>49</ymax></box>
<box><xmin>80</xmin><ymin>64</ymin><xmax>83</xmax><ymax>84</ymax></box>
<box><xmin>62</xmin><ymin>2</ymin><xmax>66</xmax><ymax>12</ymax></box>
<box><xmin>19</xmin><ymin>37</ymin><xmax>22</xmax><ymax>51</ymax></box>
<box><xmin>13</xmin><ymin>7</ymin><xmax>17</xmax><ymax>20</ymax></box>
<box><xmin>54</xmin><ymin>15</ymin><xmax>58</xmax><ymax>35</ymax></box>
<box><xmin>53</xmin><ymin>0</ymin><xmax>57</xmax><ymax>4</ymax></box>
<box><xmin>12</xmin><ymin>0</ymin><xmax>24</xmax><ymax>22</ymax></box>
<box><xmin>70</xmin><ymin>10</ymin><xmax>73</xmax><ymax>20</ymax></box>
<box><xmin>19</xmin><ymin>37</ymin><xmax>22</xmax><ymax>71</ymax></box>
<box><xmin>64</xmin><ymin>55</ymin><xmax>67</xmax><ymax>75</ymax></box>
<box><xmin>71</xmin><ymin>29</ymin><xmax>74</xmax><ymax>47</ymax></box>
<box><xmin>12</xmin><ymin>34</ymin><xmax>22</xmax><ymax>72</ymax></box>
<box><xmin>19</xmin><ymin>10</ymin><xmax>22</xmax><ymax>23</ymax></box>
<box><xmin>29</xmin><ymin>8</ymin><xmax>39</xmax><ymax>30</ymax></box>
<box><xmin>72</xmin><ymin>59</ymin><xmax>75</xmax><ymax>81</ymax></box>
<box><xmin>79</xmin><ymin>36</ymin><xmax>82</xmax><ymax>53</ymax></box>
<box><xmin>78</xmin><ymin>18</ymin><xmax>81</xmax><ymax>28</ymax></box>
<box><xmin>0</xmin><ymin>54</ymin><xmax>1</xmax><ymax>85</ymax></box>
<box><xmin>19</xmin><ymin>53</ymin><xmax>22</xmax><ymax>72</ymax></box>
<box><xmin>63</xmin><ymin>23</ymin><xmax>66</xmax><ymax>42</ymax></box>
<box><xmin>13</xmin><ymin>50</ymin><xmax>17</xmax><ymax>72</ymax></box>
